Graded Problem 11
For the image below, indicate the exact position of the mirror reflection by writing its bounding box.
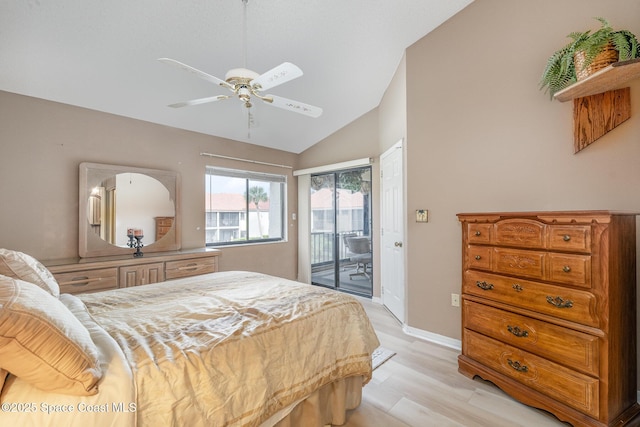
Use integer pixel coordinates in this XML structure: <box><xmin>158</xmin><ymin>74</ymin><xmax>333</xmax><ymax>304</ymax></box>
<box><xmin>88</xmin><ymin>173</ymin><xmax>175</xmax><ymax>247</ymax></box>
<box><xmin>79</xmin><ymin>162</ymin><xmax>181</xmax><ymax>258</ymax></box>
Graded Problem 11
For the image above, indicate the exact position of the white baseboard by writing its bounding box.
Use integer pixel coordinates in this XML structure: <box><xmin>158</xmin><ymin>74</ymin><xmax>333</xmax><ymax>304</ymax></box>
<box><xmin>368</xmin><ymin>299</ymin><xmax>461</xmax><ymax>350</ymax></box>
<box><xmin>403</xmin><ymin>325</ymin><xmax>462</xmax><ymax>351</ymax></box>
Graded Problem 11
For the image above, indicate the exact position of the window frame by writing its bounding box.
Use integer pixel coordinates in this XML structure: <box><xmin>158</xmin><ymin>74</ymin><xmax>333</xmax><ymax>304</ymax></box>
<box><xmin>205</xmin><ymin>166</ymin><xmax>287</xmax><ymax>247</ymax></box>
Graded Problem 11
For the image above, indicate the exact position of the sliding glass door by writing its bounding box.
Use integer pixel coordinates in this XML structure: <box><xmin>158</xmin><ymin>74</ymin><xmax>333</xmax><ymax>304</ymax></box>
<box><xmin>310</xmin><ymin>166</ymin><xmax>372</xmax><ymax>297</ymax></box>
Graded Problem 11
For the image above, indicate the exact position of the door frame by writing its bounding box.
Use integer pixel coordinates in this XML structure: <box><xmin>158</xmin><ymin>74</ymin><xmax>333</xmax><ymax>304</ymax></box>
<box><xmin>309</xmin><ymin>166</ymin><xmax>373</xmax><ymax>298</ymax></box>
<box><xmin>379</xmin><ymin>139</ymin><xmax>406</xmax><ymax>323</ymax></box>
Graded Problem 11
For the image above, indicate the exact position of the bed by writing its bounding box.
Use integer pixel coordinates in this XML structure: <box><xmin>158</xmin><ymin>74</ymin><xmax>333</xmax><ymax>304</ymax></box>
<box><xmin>0</xmin><ymin>249</ymin><xmax>380</xmax><ymax>427</ymax></box>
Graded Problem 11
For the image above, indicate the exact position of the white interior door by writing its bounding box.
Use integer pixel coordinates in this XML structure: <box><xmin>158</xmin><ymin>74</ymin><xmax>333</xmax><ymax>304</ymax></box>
<box><xmin>380</xmin><ymin>141</ymin><xmax>405</xmax><ymax>322</ymax></box>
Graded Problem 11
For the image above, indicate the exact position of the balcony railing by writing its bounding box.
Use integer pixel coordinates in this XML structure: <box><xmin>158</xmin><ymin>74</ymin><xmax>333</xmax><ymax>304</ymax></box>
<box><xmin>311</xmin><ymin>231</ymin><xmax>365</xmax><ymax>268</ymax></box>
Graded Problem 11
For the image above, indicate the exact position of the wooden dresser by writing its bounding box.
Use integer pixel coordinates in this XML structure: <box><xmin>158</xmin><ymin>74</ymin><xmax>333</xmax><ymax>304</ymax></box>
<box><xmin>457</xmin><ymin>211</ymin><xmax>639</xmax><ymax>427</ymax></box>
<box><xmin>155</xmin><ymin>216</ymin><xmax>175</xmax><ymax>241</ymax></box>
<box><xmin>44</xmin><ymin>248</ymin><xmax>221</xmax><ymax>294</ymax></box>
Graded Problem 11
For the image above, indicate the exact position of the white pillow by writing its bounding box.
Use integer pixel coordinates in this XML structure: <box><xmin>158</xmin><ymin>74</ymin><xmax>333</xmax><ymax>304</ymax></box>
<box><xmin>0</xmin><ymin>248</ymin><xmax>60</xmax><ymax>297</ymax></box>
<box><xmin>0</xmin><ymin>275</ymin><xmax>102</xmax><ymax>395</ymax></box>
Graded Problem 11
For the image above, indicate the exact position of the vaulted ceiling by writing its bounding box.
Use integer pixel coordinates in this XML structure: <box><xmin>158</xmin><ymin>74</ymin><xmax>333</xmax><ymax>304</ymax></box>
<box><xmin>1</xmin><ymin>0</ymin><xmax>473</xmax><ymax>153</ymax></box>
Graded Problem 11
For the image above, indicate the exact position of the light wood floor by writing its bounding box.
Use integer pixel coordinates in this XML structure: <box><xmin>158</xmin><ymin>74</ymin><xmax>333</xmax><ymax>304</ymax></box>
<box><xmin>342</xmin><ymin>298</ymin><xmax>570</xmax><ymax>427</ymax></box>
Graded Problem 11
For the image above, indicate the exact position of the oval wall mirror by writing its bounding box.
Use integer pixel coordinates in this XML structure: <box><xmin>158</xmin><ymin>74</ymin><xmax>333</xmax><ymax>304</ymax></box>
<box><xmin>79</xmin><ymin>162</ymin><xmax>181</xmax><ymax>258</ymax></box>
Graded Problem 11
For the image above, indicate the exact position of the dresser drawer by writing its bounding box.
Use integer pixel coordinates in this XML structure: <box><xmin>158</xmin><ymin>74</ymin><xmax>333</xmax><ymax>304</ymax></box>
<box><xmin>548</xmin><ymin>253</ymin><xmax>591</xmax><ymax>288</ymax></box>
<box><xmin>165</xmin><ymin>257</ymin><xmax>218</xmax><ymax>280</ymax></box>
<box><xmin>462</xmin><ymin>300</ymin><xmax>599</xmax><ymax>376</ymax></box>
<box><xmin>156</xmin><ymin>217</ymin><xmax>174</xmax><ymax>227</ymax></box>
<box><xmin>494</xmin><ymin>248</ymin><xmax>546</xmax><ymax>280</ymax></box>
<box><xmin>467</xmin><ymin>223</ymin><xmax>492</xmax><ymax>244</ymax></box>
<box><xmin>55</xmin><ymin>267</ymin><xmax>119</xmax><ymax>294</ymax></box>
<box><xmin>547</xmin><ymin>225</ymin><xmax>591</xmax><ymax>253</ymax></box>
<box><xmin>494</xmin><ymin>219</ymin><xmax>546</xmax><ymax>248</ymax></box>
<box><xmin>471</xmin><ymin>247</ymin><xmax>592</xmax><ymax>288</ymax></box>
<box><xmin>464</xmin><ymin>330</ymin><xmax>599</xmax><ymax>418</ymax></box>
<box><xmin>156</xmin><ymin>227</ymin><xmax>172</xmax><ymax>237</ymax></box>
<box><xmin>467</xmin><ymin>245</ymin><xmax>492</xmax><ymax>270</ymax></box>
<box><xmin>463</xmin><ymin>271</ymin><xmax>599</xmax><ymax>327</ymax></box>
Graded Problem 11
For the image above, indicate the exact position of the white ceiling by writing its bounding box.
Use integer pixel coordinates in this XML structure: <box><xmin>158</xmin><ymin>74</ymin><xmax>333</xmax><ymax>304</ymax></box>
<box><xmin>1</xmin><ymin>0</ymin><xmax>472</xmax><ymax>153</ymax></box>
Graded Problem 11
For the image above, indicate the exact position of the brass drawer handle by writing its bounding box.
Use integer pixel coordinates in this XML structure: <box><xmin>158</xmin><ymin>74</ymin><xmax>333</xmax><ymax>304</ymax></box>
<box><xmin>563</xmin><ymin>234</ymin><xmax>571</xmax><ymax>241</ymax></box>
<box><xmin>512</xmin><ymin>283</ymin><xmax>523</xmax><ymax>292</ymax></box>
<box><xmin>507</xmin><ymin>359</ymin><xmax>528</xmax><ymax>373</ymax></box>
<box><xmin>475</xmin><ymin>231</ymin><xmax>481</xmax><ymax>236</ymax></box>
<box><xmin>546</xmin><ymin>295</ymin><xmax>574</xmax><ymax>308</ymax></box>
<box><xmin>475</xmin><ymin>255</ymin><xmax>481</xmax><ymax>260</ymax></box>
<box><xmin>476</xmin><ymin>281</ymin><xmax>494</xmax><ymax>290</ymax></box>
<box><xmin>507</xmin><ymin>325</ymin><xmax>529</xmax><ymax>338</ymax></box>
<box><xmin>562</xmin><ymin>265</ymin><xmax>571</xmax><ymax>273</ymax></box>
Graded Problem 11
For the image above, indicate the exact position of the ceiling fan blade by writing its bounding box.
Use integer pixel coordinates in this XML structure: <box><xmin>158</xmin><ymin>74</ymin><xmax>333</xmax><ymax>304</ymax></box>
<box><xmin>265</xmin><ymin>95</ymin><xmax>323</xmax><ymax>118</ymax></box>
<box><xmin>251</xmin><ymin>62</ymin><xmax>303</xmax><ymax>92</ymax></box>
<box><xmin>168</xmin><ymin>95</ymin><xmax>231</xmax><ymax>108</ymax></box>
<box><xmin>158</xmin><ymin>58</ymin><xmax>234</xmax><ymax>90</ymax></box>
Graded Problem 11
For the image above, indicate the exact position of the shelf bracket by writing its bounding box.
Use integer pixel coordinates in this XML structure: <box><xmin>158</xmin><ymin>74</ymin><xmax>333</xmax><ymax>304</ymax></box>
<box><xmin>573</xmin><ymin>88</ymin><xmax>630</xmax><ymax>153</ymax></box>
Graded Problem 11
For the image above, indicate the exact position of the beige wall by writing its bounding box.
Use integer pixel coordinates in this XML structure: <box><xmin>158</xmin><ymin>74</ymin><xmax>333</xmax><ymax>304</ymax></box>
<box><xmin>0</xmin><ymin>91</ymin><xmax>299</xmax><ymax>279</ymax></box>
<box><xmin>297</xmin><ymin>109</ymin><xmax>380</xmax><ymax>170</ymax></box>
<box><xmin>379</xmin><ymin>54</ymin><xmax>407</xmax><ymax>154</ymax></box>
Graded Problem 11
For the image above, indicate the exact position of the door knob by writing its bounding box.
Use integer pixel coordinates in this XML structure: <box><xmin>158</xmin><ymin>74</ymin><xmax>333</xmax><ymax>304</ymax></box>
<box><xmin>394</xmin><ymin>242</ymin><xmax>403</xmax><ymax>247</ymax></box>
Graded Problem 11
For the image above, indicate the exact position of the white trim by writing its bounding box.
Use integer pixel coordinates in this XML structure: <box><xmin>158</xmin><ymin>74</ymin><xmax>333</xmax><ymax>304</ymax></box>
<box><xmin>292</xmin><ymin>157</ymin><xmax>372</xmax><ymax>176</ymax></box>
<box><xmin>403</xmin><ymin>325</ymin><xmax>462</xmax><ymax>351</ymax></box>
<box><xmin>296</xmin><ymin>174</ymin><xmax>311</xmax><ymax>283</ymax></box>
<box><xmin>369</xmin><ymin>299</ymin><xmax>461</xmax><ymax>351</ymax></box>
<box><xmin>379</xmin><ymin>138</ymin><xmax>406</xmax><ymax>323</ymax></box>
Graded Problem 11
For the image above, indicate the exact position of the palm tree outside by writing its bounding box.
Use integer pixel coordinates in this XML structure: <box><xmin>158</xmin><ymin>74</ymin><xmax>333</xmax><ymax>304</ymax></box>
<box><xmin>246</xmin><ymin>185</ymin><xmax>269</xmax><ymax>238</ymax></box>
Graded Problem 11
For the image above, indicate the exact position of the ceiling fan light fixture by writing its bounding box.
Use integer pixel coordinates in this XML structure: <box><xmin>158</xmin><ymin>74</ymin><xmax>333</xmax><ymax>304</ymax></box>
<box><xmin>237</xmin><ymin>87</ymin><xmax>252</xmax><ymax>108</ymax></box>
<box><xmin>225</xmin><ymin>68</ymin><xmax>260</xmax><ymax>83</ymax></box>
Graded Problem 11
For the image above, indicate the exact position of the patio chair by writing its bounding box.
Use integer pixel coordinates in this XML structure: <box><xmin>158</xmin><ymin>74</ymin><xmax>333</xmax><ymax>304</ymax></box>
<box><xmin>344</xmin><ymin>236</ymin><xmax>372</xmax><ymax>279</ymax></box>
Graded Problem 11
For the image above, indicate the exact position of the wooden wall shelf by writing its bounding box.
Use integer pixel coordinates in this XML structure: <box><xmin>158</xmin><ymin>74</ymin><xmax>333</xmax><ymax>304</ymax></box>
<box><xmin>552</xmin><ymin>58</ymin><xmax>640</xmax><ymax>153</ymax></box>
<box><xmin>554</xmin><ymin>58</ymin><xmax>640</xmax><ymax>102</ymax></box>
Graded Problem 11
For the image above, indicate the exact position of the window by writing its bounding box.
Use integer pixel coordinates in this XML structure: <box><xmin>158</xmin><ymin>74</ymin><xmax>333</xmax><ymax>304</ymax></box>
<box><xmin>205</xmin><ymin>166</ymin><xmax>286</xmax><ymax>246</ymax></box>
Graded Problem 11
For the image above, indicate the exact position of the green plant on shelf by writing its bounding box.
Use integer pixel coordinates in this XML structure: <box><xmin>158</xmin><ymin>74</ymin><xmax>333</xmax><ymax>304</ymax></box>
<box><xmin>540</xmin><ymin>17</ymin><xmax>639</xmax><ymax>98</ymax></box>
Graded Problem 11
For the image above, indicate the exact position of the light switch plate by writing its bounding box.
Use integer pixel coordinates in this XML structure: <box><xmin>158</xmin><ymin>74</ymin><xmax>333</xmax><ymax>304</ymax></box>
<box><xmin>416</xmin><ymin>209</ymin><xmax>428</xmax><ymax>222</ymax></box>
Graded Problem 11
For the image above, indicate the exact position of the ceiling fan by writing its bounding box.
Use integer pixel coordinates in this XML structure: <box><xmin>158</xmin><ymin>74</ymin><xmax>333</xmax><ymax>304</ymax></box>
<box><xmin>158</xmin><ymin>58</ymin><xmax>322</xmax><ymax>118</ymax></box>
<box><xmin>158</xmin><ymin>0</ymin><xmax>322</xmax><ymax>118</ymax></box>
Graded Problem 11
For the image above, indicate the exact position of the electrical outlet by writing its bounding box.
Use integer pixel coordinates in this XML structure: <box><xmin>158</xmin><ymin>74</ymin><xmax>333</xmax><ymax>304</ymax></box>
<box><xmin>451</xmin><ymin>293</ymin><xmax>460</xmax><ymax>307</ymax></box>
